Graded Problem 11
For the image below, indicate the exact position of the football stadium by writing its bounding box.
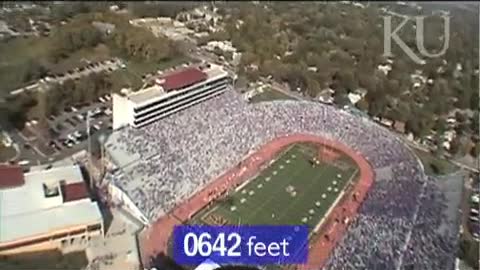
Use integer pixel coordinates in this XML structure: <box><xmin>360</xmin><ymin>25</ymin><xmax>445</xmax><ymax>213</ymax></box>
<box><xmin>101</xmin><ymin>65</ymin><xmax>462</xmax><ymax>270</ymax></box>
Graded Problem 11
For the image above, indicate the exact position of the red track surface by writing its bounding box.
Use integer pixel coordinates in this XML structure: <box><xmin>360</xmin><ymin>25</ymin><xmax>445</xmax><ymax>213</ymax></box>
<box><xmin>139</xmin><ymin>134</ymin><xmax>374</xmax><ymax>269</ymax></box>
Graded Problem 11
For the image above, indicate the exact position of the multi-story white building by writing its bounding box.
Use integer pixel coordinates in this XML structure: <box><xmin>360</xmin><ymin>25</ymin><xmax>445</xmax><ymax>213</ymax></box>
<box><xmin>112</xmin><ymin>63</ymin><xmax>231</xmax><ymax>129</ymax></box>
<box><xmin>0</xmin><ymin>165</ymin><xmax>103</xmax><ymax>255</ymax></box>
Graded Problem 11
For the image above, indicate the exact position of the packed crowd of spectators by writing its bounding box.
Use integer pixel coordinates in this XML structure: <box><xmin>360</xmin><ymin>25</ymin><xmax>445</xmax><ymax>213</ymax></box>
<box><xmin>103</xmin><ymin>89</ymin><xmax>461</xmax><ymax>269</ymax></box>
<box><xmin>325</xmin><ymin>159</ymin><xmax>462</xmax><ymax>269</ymax></box>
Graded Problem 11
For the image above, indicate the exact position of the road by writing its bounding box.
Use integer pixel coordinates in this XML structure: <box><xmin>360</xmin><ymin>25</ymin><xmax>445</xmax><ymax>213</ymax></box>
<box><xmin>264</xmin><ymin>79</ymin><xmax>306</xmax><ymax>101</ymax></box>
<box><xmin>402</xmin><ymin>138</ymin><xmax>479</xmax><ymax>173</ymax></box>
<box><xmin>10</xmin><ymin>58</ymin><xmax>125</xmax><ymax>96</ymax></box>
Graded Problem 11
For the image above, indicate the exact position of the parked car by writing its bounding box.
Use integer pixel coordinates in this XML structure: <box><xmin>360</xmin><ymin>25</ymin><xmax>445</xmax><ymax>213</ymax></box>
<box><xmin>49</xmin><ymin>141</ymin><xmax>61</xmax><ymax>151</ymax></box>
<box><xmin>18</xmin><ymin>160</ymin><xmax>30</xmax><ymax>166</ymax></box>
<box><xmin>92</xmin><ymin>108</ymin><xmax>103</xmax><ymax>117</ymax></box>
<box><xmin>65</xmin><ymin>118</ymin><xmax>77</xmax><ymax>127</ymax></box>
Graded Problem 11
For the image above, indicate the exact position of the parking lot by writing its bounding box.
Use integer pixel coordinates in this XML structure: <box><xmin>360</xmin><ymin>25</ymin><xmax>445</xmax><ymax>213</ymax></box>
<box><xmin>46</xmin><ymin>95</ymin><xmax>113</xmax><ymax>150</ymax></box>
<box><xmin>468</xmin><ymin>188</ymin><xmax>480</xmax><ymax>241</ymax></box>
<box><xmin>10</xmin><ymin>58</ymin><xmax>126</xmax><ymax>96</ymax></box>
<box><xmin>44</xmin><ymin>58</ymin><xmax>126</xmax><ymax>84</ymax></box>
<box><xmin>13</xmin><ymin>94</ymin><xmax>114</xmax><ymax>166</ymax></box>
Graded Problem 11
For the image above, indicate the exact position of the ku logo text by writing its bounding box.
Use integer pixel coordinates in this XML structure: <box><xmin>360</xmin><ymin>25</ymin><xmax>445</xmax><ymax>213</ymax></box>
<box><xmin>383</xmin><ymin>15</ymin><xmax>450</xmax><ymax>65</ymax></box>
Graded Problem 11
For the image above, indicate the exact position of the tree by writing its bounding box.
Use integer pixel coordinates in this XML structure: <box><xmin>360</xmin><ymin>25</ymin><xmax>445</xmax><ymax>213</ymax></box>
<box><xmin>128</xmin><ymin>2</ymin><xmax>199</xmax><ymax>19</ymax></box>
<box><xmin>470</xmin><ymin>92</ymin><xmax>479</xmax><ymax>110</ymax></box>
<box><xmin>355</xmin><ymin>99</ymin><xmax>369</xmax><ymax>112</ymax></box>
<box><xmin>23</xmin><ymin>60</ymin><xmax>48</xmax><ymax>83</ymax></box>
<box><xmin>449</xmin><ymin>137</ymin><xmax>461</xmax><ymax>156</ymax></box>
<box><xmin>305</xmin><ymin>77</ymin><xmax>320</xmax><ymax>98</ymax></box>
<box><xmin>212</xmin><ymin>46</ymin><xmax>223</xmax><ymax>57</ymax></box>
<box><xmin>459</xmin><ymin>238</ymin><xmax>480</xmax><ymax>270</ymax></box>
<box><xmin>434</xmin><ymin>133</ymin><xmax>445</xmax><ymax>157</ymax></box>
<box><xmin>357</xmin><ymin>72</ymin><xmax>376</xmax><ymax>92</ymax></box>
<box><xmin>50</xmin><ymin>3</ymin><xmax>108</xmax><ymax>23</ymax></box>
<box><xmin>50</xmin><ymin>22</ymin><xmax>102</xmax><ymax>61</ymax></box>
<box><xmin>434</xmin><ymin>118</ymin><xmax>447</xmax><ymax>134</ymax></box>
<box><xmin>111</xmin><ymin>24</ymin><xmax>174</xmax><ymax>62</ymax></box>
<box><xmin>456</xmin><ymin>89</ymin><xmax>472</xmax><ymax>110</ymax></box>
<box><xmin>336</xmin><ymin>69</ymin><xmax>356</xmax><ymax>91</ymax></box>
<box><xmin>3</xmin><ymin>93</ymin><xmax>36</xmax><ymax>129</ymax></box>
<box><xmin>406</xmin><ymin>107</ymin><xmax>434</xmax><ymax>139</ymax></box>
<box><xmin>45</xmin><ymin>84</ymin><xmax>64</xmax><ymax>115</ymax></box>
<box><xmin>471</xmin><ymin>143</ymin><xmax>480</xmax><ymax>158</ymax></box>
<box><xmin>333</xmin><ymin>91</ymin><xmax>350</xmax><ymax>106</ymax></box>
<box><xmin>72</xmin><ymin>79</ymin><xmax>89</xmax><ymax>104</ymax></box>
<box><xmin>472</xmin><ymin>111</ymin><xmax>479</xmax><ymax>135</ymax></box>
<box><xmin>30</xmin><ymin>90</ymin><xmax>54</xmax><ymax>140</ymax></box>
<box><xmin>366</xmin><ymin>91</ymin><xmax>387</xmax><ymax>117</ymax></box>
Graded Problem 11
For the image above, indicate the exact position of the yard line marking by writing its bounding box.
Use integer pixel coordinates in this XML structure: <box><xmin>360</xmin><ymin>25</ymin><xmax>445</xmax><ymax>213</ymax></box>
<box><xmin>275</xmin><ymin>160</ymin><xmax>330</xmax><ymax>223</ymax></box>
<box><xmin>312</xmin><ymin>167</ymin><xmax>359</xmax><ymax>233</ymax></box>
<box><xmin>242</xmin><ymin>149</ymin><xmax>307</xmax><ymax>223</ymax></box>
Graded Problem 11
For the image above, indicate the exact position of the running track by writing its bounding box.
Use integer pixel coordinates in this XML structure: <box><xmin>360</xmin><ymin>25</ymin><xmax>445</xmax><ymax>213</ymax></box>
<box><xmin>139</xmin><ymin>133</ymin><xmax>374</xmax><ymax>269</ymax></box>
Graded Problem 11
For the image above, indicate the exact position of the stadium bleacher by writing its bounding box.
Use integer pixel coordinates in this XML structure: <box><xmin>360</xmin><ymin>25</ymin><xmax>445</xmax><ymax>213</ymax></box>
<box><xmin>103</xmin><ymin>89</ymin><xmax>461</xmax><ymax>270</ymax></box>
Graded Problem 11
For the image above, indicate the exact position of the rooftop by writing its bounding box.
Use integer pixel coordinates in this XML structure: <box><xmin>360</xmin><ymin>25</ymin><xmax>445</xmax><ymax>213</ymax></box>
<box><xmin>62</xmin><ymin>182</ymin><xmax>89</xmax><ymax>202</ymax></box>
<box><xmin>128</xmin><ymin>85</ymin><xmax>165</xmax><ymax>104</ymax></box>
<box><xmin>160</xmin><ymin>67</ymin><xmax>207</xmax><ymax>92</ymax></box>
<box><xmin>0</xmin><ymin>165</ymin><xmax>24</xmax><ymax>189</ymax></box>
<box><xmin>0</xmin><ymin>165</ymin><xmax>102</xmax><ymax>244</ymax></box>
<box><xmin>125</xmin><ymin>64</ymin><xmax>228</xmax><ymax>105</ymax></box>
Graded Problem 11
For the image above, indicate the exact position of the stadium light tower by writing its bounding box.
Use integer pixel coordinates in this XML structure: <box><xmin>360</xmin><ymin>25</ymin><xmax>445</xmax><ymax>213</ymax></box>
<box><xmin>86</xmin><ymin>110</ymin><xmax>94</xmax><ymax>190</ymax></box>
<box><xmin>231</xmin><ymin>53</ymin><xmax>241</xmax><ymax>89</ymax></box>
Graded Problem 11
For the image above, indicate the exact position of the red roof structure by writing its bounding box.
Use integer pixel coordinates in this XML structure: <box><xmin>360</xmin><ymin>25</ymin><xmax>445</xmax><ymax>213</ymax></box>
<box><xmin>0</xmin><ymin>165</ymin><xmax>25</xmax><ymax>189</ymax></box>
<box><xmin>62</xmin><ymin>182</ymin><xmax>89</xmax><ymax>202</ymax></box>
<box><xmin>158</xmin><ymin>67</ymin><xmax>207</xmax><ymax>92</ymax></box>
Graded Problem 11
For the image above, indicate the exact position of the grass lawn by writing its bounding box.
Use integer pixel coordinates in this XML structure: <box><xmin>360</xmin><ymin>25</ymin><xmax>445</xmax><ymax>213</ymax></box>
<box><xmin>0</xmin><ymin>38</ymin><xmax>113</xmax><ymax>94</ymax></box>
<box><xmin>0</xmin><ymin>34</ymin><xmax>192</xmax><ymax>96</ymax></box>
<box><xmin>125</xmin><ymin>55</ymin><xmax>193</xmax><ymax>78</ymax></box>
<box><xmin>190</xmin><ymin>144</ymin><xmax>358</xmax><ymax>230</ymax></box>
<box><xmin>249</xmin><ymin>88</ymin><xmax>297</xmax><ymax>103</ymax></box>
<box><xmin>414</xmin><ymin>149</ymin><xmax>459</xmax><ymax>175</ymax></box>
<box><xmin>0</xmin><ymin>36</ymin><xmax>54</xmax><ymax>95</ymax></box>
<box><xmin>0</xmin><ymin>250</ymin><xmax>88</xmax><ymax>270</ymax></box>
<box><xmin>49</xmin><ymin>44</ymin><xmax>113</xmax><ymax>74</ymax></box>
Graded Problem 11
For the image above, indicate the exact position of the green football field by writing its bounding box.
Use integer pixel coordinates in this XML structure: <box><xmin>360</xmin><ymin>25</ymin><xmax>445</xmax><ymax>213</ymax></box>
<box><xmin>190</xmin><ymin>143</ymin><xmax>359</xmax><ymax>230</ymax></box>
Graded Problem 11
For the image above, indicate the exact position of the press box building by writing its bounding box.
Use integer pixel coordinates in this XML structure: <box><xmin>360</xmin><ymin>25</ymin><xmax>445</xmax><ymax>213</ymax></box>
<box><xmin>112</xmin><ymin>63</ymin><xmax>231</xmax><ymax>129</ymax></box>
